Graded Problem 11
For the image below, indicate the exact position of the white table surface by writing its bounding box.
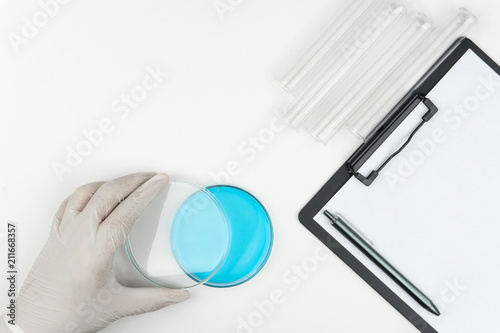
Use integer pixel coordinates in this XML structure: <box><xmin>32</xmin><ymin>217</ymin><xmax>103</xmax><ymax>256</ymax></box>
<box><xmin>1</xmin><ymin>0</ymin><xmax>499</xmax><ymax>332</ymax></box>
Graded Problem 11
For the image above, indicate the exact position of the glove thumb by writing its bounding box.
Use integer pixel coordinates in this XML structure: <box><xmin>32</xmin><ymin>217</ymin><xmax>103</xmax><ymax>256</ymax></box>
<box><xmin>114</xmin><ymin>287</ymin><xmax>190</xmax><ymax>317</ymax></box>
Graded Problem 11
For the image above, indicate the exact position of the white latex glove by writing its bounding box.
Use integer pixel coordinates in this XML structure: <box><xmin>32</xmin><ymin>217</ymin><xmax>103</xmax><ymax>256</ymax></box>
<box><xmin>2</xmin><ymin>173</ymin><xmax>189</xmax><ymax>333</ymax></box>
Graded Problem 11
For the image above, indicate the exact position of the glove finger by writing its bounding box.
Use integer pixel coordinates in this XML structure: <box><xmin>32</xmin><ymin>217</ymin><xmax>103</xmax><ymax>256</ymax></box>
<box><xmin>53</xmin><ymin>195</ymin><xmax>70</xmax><ymax>226</ymax></box>
<box><xmin>56</xmin><ymin>181</ymin><xmax>106</xmax><ymax>237</ymax></box>
<box><xmin>53</xmin><ymin>182</ymin><xmax>105</xmax><ymax>239</ymax></box>
<box><xmin>112</xmin><ymin>287</ymin><xmax>190</xmax><ymax>317</ymax></box>
<box><xmin>97</xmin><ymin>173</ymin><xmax>169</xmax><ymax>251</ymax></box>
<box><xmin>66</xmin><ymin>181</ymin><xmax>106</xmax><ymax>214</ymax></box>
<box><xmin>82</xmin><ymin>172</ymin><xmax>156</xmax><ymax>226</ymax></box>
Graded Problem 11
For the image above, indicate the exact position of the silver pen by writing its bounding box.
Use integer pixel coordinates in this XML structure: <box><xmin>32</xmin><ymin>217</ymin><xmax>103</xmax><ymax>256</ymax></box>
<box><xmin>324</xmin><ymin>210</ymin><xmax>440</xmax><ymax>316</ymax></box>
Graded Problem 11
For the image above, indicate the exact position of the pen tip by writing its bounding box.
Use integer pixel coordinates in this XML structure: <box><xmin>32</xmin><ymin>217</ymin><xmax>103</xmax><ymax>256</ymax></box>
<box><xmin>429</xmin><ymin>302</ymin><xmax>441</xmax><ymax>316</ymax></box>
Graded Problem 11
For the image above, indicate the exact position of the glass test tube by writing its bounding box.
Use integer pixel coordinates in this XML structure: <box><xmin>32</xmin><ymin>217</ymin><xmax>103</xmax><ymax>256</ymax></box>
<box><xmin>347</xmin><ymin>9</ymin><xmax>477</xmax><ymax>141</ymax></box>
<box><xmin>309</xmin><ymin>14</ymin><xmax>434</xmax><ymax>143</ymax></box>
<box><xmin>290</xmin><ymin>1</ymin><xmax>404</xmax><ymax>96</ymax></box>
<box><xmin>281</xmin><ymin>1</ymin><xmax>406</xmax><ymax>128</ymax></box>
<box><xmin>282</xmin><ymin>1</ymin><xmax>405</xmax><ymax>128</ymax></box>
<box><xmin>278</xmin><ymin>0</ymin><xmax>376</xmax><ymax>94</ymax></box>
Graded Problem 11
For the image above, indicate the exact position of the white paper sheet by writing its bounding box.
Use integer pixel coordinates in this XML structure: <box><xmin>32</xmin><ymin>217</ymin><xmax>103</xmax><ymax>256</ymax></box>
<box><xmin>314</xmin><ymin>49</ymin><xmax>500</xmax><ymax>333</ymax></box>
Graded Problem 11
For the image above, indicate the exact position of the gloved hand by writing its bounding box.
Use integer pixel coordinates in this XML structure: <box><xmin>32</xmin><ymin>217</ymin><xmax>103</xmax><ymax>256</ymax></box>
<box><xmin>3</xmin><ymin>173</ymin><xmax>189</xmax><ymax>333</ymax></box>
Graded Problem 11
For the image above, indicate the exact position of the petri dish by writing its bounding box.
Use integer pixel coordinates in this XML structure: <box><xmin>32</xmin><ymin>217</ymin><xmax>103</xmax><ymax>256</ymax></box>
<box><xmin>172</xmin><ymin>185</ymin><xmax>273</xmax><ymax>287</ymax></box>
<box><xmin>125</xmin><ymin>181</ymin><xmax>273</xmax><ymax>289</ymax></box>
<box><xmin>125</xmin><ymin>181</ymin><xmax>230</xmax><ymax>289</ymax></box>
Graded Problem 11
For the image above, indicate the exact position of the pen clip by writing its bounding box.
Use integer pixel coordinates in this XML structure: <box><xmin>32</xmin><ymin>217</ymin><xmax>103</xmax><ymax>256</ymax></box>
<box><xmin>327</xmin><ymin>212</ymin><xmax>374</xmax><ymax>246</ymax></box>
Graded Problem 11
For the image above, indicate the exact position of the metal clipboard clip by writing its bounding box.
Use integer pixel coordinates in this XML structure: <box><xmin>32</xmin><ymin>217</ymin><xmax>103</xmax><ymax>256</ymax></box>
<box><xmin>348</xmin><ymin>96</ymin><xmax>438</xmax><ymax>186</ymax></box>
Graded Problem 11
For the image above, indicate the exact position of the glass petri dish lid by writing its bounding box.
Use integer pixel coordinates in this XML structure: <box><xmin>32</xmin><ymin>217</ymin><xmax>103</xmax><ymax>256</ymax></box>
<box><xmin>125</xmin><ymin>181</ymin><xmax>230</xmax><ymax>289</ymax></box>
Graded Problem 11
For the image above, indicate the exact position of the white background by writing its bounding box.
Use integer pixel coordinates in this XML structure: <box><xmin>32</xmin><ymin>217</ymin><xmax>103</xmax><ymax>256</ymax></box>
<box><xmin>1</xmin><ymin>0</ymin><xmax>499</xmax><ymax>332</ymax></box>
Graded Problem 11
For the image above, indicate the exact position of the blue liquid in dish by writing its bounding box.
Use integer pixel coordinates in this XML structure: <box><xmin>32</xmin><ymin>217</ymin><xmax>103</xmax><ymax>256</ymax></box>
<box><xmin>171</xmin><ymin>185</ymin><xmax>273</xmax><ymax>287</ymax></box>
<box><xmin>170</xmin><ymin>190</ymin><xmax>228</xmax><ymax>283</ymax></box>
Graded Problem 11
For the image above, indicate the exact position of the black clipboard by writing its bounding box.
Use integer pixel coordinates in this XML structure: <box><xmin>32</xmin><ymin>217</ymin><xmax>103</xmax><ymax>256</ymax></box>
<box><xmin>298</xmin><ymin>38</ymin><xmax>500</xmax><ymax>333</ymax></box>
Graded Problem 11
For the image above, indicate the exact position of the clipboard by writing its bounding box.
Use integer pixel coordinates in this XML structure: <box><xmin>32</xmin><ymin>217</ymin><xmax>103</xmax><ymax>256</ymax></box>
<box><xmin>299</xmin><ymin>38</ymin><xmax>500</xmax><ymax>333</ymax></box>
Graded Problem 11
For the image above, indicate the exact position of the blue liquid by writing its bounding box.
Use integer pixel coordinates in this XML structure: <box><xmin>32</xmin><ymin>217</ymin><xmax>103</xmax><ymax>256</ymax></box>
<box><xmin>170</xmin><ymin>190</ymin><xmax>228</xmax><ymax>283</ymax></box>
<box><xmin>171</xmin><ymin>185</ymin><xmax>273</xmax><ymax>287</ymax></box>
